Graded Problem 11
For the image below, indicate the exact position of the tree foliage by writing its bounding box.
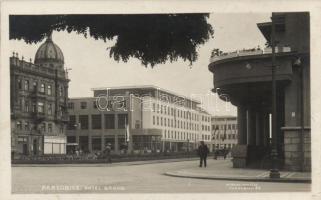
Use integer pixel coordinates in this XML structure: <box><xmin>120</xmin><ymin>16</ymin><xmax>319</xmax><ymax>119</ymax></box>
<box><xmin>10</xmin><ymin>14</ymin><xmax>214</xmax><ymax>67</ymax></box>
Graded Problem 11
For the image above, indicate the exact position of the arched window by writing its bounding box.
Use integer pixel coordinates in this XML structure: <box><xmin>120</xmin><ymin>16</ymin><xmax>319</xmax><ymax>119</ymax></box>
<box><xmin>47</xmin><ymin>85</ymin><xmax>52</xmax><ymax>95</ymax></box>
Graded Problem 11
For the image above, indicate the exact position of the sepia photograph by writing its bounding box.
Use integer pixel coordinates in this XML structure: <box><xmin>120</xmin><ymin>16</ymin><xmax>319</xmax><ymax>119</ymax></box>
<box><xmin>1</xmin><ymin>0</ymin><xmax>321</xmax><ymax>199</ymax></box>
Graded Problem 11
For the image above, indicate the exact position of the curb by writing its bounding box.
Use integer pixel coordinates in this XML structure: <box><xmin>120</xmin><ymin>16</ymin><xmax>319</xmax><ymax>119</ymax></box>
<box><xmin>164</xmin><ymin>171</ymin><xmax>311</xmax><ymax>183</ymax></box>
<box><xmin>12</xmin><ymin>158</ymin><xmax>199</xmax><ymax>167</ymax></box>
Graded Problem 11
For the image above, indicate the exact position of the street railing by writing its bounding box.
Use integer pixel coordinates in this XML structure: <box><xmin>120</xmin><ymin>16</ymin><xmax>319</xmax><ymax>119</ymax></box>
<box><xmin>210</xmin><ymin>46</ymin><xmax>292</xmax><ymax>63</ymax></box>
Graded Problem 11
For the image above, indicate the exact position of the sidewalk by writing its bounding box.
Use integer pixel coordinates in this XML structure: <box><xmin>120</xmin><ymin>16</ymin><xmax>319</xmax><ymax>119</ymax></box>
<box><xmin>164</xmin><ymin>159</ymin><xmax>311</xmax><ymax>183</ymax></box>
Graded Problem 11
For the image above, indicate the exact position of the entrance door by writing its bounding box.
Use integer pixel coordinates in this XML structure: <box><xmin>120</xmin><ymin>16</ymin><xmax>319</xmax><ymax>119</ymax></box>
<box><xmin>33</xmin><ymin>139</ymin><xmax>38</xmax><ymax>155</ymax></box>
<box><xmin>22</xmin><ymin>143</ymin><xmax>28</xmax><ymax>155</ymax></box>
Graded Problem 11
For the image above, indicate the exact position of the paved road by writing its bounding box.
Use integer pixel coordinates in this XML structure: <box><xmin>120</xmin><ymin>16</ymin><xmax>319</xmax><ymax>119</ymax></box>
<box><xmin>12</xmin><ymin>159</ymin><xmax>310</xmax><ymax>193</ymax></box>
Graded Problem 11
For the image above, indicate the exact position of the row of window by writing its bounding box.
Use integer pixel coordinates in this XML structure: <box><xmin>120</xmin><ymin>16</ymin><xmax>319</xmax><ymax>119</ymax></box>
<box><xmin>68</xmin><ymin>100</ymin><xmax>126</xmax><ymax>110</ymax></box>
<box><xmin>68</xmin><ymin>114</ymin><xmax>128</xmax><ymax>130</ymax></box>
<box><xmin>212</xmin><ymin>133</ymin><xmax>237</xmax><ymax>140</ymax></box>
<box><xmin>152</xmin><ymin>103</ymin><xmax>210</xmax><ymax>122</ymax></box>
<box><xmin>17</xmin><ymin>79</ymin><xmax>64</xmax><ymax>96</ymax></box>
<box><xmin>152</xmin><ymin>115</ymin><xmax>211</xmax><ymax>132</ymax></box>
<box><xmin>18</xmin><ymin>100</ymin><xmax>54</xmax><ymax>115</ymax></box>
<box><xmin>18</xmin><ymin>99</ymin><xmax>64</xmax><ymax>116</ymax></box>
<box><xmin>212</xmin><ymin>124</ymin><xmax>237</xmax><ymax>131</ymax></box>
<box><xmin>15</xmin><ymin>121</ymin><xmax>63</xmax><ymax>133</ymax></box>
<box><xmin>163</xmin><ymin>130</ymin><xmax>211</xmax><ymax>141</ymax></box>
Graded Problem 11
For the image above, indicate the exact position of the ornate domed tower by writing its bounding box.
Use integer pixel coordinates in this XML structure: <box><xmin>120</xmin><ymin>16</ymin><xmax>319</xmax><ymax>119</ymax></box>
<box><xmin>10</xmin><ymin>33</ymin><xmax>70</xmax><ymax>156</ymax></box>
<box><xmin>34</xmin><ymin>34</ymin><xmax>69</xmax><ymax>123</ymax></box>
<box><xmin>35</xmin><ymin>34</ymin><xmax>65</xmax><ymax>69</ymax></box>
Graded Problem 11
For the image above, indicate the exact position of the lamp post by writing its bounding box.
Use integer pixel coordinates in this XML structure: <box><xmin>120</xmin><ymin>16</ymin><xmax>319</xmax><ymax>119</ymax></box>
<box><xmin>269</xmin><ymin>12</ymin><xmax>280</xmax><ymax>179</ymax></box>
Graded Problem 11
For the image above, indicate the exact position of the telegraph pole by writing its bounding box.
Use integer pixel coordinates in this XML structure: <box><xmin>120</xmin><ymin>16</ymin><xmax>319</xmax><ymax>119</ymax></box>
<box><xmin>269</xmin><ymin>12</ymin><xmax>280</xmax><ymax>178</ymax></box>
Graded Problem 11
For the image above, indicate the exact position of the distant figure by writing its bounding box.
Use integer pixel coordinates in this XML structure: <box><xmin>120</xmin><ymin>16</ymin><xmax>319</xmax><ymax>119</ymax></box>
<box><xmin>104</xmin><ymin>143</ymin><xmax>112</xmax><ymax>163</ymax></box>
<box><xmin>198</xmin><ymin>141</ymin><xmax>209</xmax><ymax>168</ymax></box>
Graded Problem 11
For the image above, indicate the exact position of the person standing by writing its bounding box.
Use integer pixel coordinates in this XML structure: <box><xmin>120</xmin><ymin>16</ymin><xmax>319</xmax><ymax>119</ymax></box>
<box><xmin>104</xmin><ymin>143</ymin><xmax>112</xmax><ymax>163</ymax></box>
<box><xmin>198</xmin><ymin>141</ymin><xmax>209</xmax><ymax>167</ymax></box>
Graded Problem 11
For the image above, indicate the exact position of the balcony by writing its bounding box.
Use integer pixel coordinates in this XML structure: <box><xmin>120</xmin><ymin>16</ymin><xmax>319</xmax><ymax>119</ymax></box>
<box><xmin>209</xmin><ymin>46</ymin><xmax>292</xmax><ymax>63</ymax></box>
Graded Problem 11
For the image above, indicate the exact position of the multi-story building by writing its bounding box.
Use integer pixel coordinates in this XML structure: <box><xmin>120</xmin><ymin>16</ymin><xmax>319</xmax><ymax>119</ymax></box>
<box><xmin>211</xmin><ymin>116</ymin><xmax>238</xmax><ymax>150</ymax></box>
<box><xmin>66</xmin><ymin>86</ymin><xmax>212</xmax><ymax>154</ymax></box>
<box><xmin>10</xmin><ymin>35</ymin><xmax>69</xmax><ymax>156</ymax></box>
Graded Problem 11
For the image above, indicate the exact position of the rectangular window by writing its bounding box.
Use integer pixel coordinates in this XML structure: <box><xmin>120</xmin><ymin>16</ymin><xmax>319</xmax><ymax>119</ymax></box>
<box><xmin>25</xmin><ymin>101</ymin><xmax>29</xmax><ymax>112</ymax></box>
<box><xmin>153</xmin><ymin>116</ymin><xmax>155</xmax><ymax>125</ymax></box>
<box><xmin>105</xmin><ymin>114</ymin><xmax>115</xmax><ymax>129</ymax></box>
<box><xmin>33</xmin><ymin>81</ymin><xmax>37</xmax><ymax>91</ymax></box>
<box><xmin>40</xmin><ymin>83</ymin><xmax>45</xmax><ymax>93</ymax></box>
<box><xmin>48</xmin><ymin>124</ymin><xmax>52</xmax><ymax>133</ymax></box>
<box><xmin>59</xmin><ymin>86</ymin><xmax>63</xmax><ymax>96</ymax></box>
<box><xmin>118</xmin><ymin>114</ymin><xmax>128</xmax><ymax>129</ymax></box>
<box><xmin>32</xmin><ymin>103</ymin><xmax>36</xmax><ymax>113</ymax></box>
<box><xmin>92</xmin><ymin>137</ymin><xmax>102</xmax><ymax>151</ymax></box>
<box><xmin>41</xmin><ymin>123</ymin><xmax>46</xmax><ymax>132</ymax></box>
<box><xmin>153</xmin><ymin>103</ymin><xmax>155</xmax><ymax>112</ymax></box>
<box><xmin>68</xmin><ymin>102</ymin><xmax>74</xmax><ymax>109</ymax></box>
<box><xmin>38</xmin><ymin>102</ymin><xmax>44</xmax><ymax>113</ymax></box>
<box><xmin>80</xmin><ymin>102</ymin><xmax>87</xmax><ymax>109</ymax></box>
<box><xmin>24</xmin><ymin>80</ymin><xmax>29</xmax><ymax>91</ymax></box>
<box><xmin>47</xmin><ymin>104</ymin><xmax>52</xmax><ymax>115</ymax></box>
<box><xmin>157</xmin><ymin>116</ymin><xmax>159</xmax><ymax>126</ymax></box>
<box><xmin>68</xmin><ymin>115</ymin><xmax>76</xmax><ymax>130</ymax></box>
<box><xmin>18</xmin><ymin>79</ymin><xmax>22</xmax><ymax>89</ymax></box>
<box><xmin>92</xmin><ymin>114</ymin><xmax>102</xmax><ymax>129</ymax></box>
<box><xmin>47</xmin><ymin>85</ymin><xmax>52</xmax><ymax>95</ymax></box>
<box><xmin>135</xmin><ymin>121</ymin><xmax>140</xmax><ymax>129</ymax></box>
<box><xmin>79</xmin><ymin>115</ymin><xmax>89</xmax><ymax>129</ymax></box>
<box><xmin>24</xmin><ymin>121</ymin><xmax>29</xmax><ymax>130</ymax></box>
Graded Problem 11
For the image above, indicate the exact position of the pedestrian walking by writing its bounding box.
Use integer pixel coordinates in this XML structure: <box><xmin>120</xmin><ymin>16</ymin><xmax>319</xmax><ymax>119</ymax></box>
<box><xmin>198</xmin><ymin>141</ymin><xmax>209</xmax><ymax>167</ymax></box>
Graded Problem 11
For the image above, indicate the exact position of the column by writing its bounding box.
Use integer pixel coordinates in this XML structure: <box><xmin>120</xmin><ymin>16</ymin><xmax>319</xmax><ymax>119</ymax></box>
<box><xmin>255</xmin><ymin>112</ymin><xmax>264</xmax><ymax>146</ymax></box>
<box><xmin>101</xmin><ymin>135</ymin><xmax>105</xmax><ymax>150</ymax></box>
<box><xmin>88</xmin><ymin>135</ymin><xmax>92</xmax><ymax>153</ymax></box>
<box><xmin>247</xmin><ymin>109</ymin><xmax>256</xmax><ymax>145</ymax></box>
<box><xmin>263</xmin><ymin>113</ymin><xmax>270</xmax><ymax>147</ymax></box>
<box><xmin>115</xmin><ymin>135</ymin><xmax>119</xmax><ymax>153</ymax></box>
<box><xmin>237</xmin><ymin>106</ymin><xmax>247</xmax><ymax>145</ymax></box>
<box><xmin>76</xmin><ymin>135</ymin><xmax>80</xmax><ymax>145</ymax></box>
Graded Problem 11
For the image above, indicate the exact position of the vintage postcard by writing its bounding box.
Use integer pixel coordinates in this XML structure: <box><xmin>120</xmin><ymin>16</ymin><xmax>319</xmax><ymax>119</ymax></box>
<box><xmin>1</xmin><ymin>0</ymin><xmax>321</xmax><ymax>200</ymax></box>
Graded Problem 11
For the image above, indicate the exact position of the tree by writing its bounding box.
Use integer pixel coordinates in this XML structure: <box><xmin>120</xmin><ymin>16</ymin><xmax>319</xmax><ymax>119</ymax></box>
<box><xmin>10</xmin><ymin>14</ymin><xmax>214</xmax><ymax>67</ymax></box>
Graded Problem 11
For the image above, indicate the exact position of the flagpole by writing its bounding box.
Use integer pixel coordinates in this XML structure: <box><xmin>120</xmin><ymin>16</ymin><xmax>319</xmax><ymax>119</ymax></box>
<box><xmin>125</xmin><ymin>117</ymin><xmax>127</xmax><ymax>143</ymax></box>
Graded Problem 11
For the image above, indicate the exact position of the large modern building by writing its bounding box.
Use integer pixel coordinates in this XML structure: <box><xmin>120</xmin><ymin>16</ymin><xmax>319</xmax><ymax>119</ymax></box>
<box><xmin>10</xmin><ymin>35</ymin><xmax>69</xmax><ymax>156</ymax></box>
<box><xmin>66</xmin><ymin>86</ymin><xmax>212</xmax><ymax>154</ymax></box>
<box><xmin>208</xmin><ymin>13</ymin><xmax>310</xmax><ymax>171</ymax></box>
<box><xmin>211</xmin><ymin>116</ymin><xmax>238</xmax><ymax>150</ymax></box>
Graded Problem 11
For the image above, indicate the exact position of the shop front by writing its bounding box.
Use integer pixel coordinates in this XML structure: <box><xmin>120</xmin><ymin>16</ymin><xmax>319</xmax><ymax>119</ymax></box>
<box><xmin>43</xmin><ymin>135</ymin><xmax>67</xmax><ymax>154</ymax></box>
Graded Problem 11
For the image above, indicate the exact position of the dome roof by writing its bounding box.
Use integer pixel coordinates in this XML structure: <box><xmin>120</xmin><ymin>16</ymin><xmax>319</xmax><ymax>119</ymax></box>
<box><xmin>34</xmin><ymin>35</ymin><xmax>64</xmax><ymax>64</ymax></box>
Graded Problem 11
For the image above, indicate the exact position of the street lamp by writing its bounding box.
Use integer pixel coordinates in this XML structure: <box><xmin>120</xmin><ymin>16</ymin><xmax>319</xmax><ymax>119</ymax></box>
<box><xmin>269</xmin><ymin>12</ymin><xmax>280</xmax><ymax>179</ymax></box>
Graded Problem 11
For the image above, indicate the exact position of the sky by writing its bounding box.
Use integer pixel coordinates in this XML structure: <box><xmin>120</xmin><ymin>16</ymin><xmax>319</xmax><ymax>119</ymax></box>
<box><xmin>9</xmin><ymin>13</ymin><xmax>271</xmax><ymax>116</ymax></box>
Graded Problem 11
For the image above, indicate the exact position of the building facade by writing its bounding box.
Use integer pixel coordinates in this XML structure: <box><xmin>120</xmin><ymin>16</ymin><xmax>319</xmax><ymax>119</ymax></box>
<box><xmin>67</xmin><ymin>86</ymin><xmax>212</xmax><ymax>154</ymax></box>
<box><xmin>208</xmin><ymin>13</ymin><xmax>310</xmax><ymax>171</ymax></box>
<box><xmin>211</xmin><ymin>116</ymin><xmax>238</xmax><ymax>150</ymax></box>
<box><xmin>10</xmin><ymin>35</ymin><xmax>69</xmax><ymax>156</ymax></box>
